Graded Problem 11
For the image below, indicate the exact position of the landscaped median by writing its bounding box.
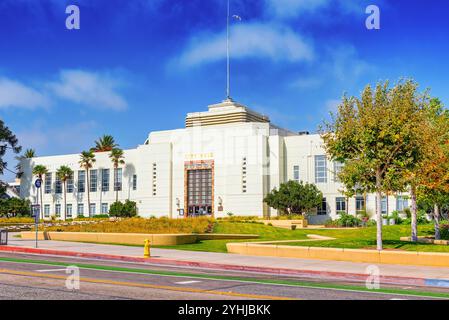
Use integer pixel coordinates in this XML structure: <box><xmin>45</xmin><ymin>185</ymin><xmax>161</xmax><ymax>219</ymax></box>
<box><xmin>20</xmin><ymin>231</ymin><xmax>258</xmax><ymax>246</ymax></box>
<box><xmin>226</xmin><ymin>242</ymin><xmax>449</xmax><ymax>267</ymax></box>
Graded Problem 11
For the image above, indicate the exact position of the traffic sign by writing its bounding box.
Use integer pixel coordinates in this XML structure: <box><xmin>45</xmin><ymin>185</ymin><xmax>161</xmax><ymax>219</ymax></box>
<box><xmin>35</xmin><ymin>179</ymin><xmax>42</xmax><ymax>189</ymax></box>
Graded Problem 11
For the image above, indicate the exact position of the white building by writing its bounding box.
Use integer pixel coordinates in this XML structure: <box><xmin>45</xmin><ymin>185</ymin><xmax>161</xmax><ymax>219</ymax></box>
<box><xmin>20</xmin><ymin>99</ymin><xmax>409</xmax><ymax>223</ymax></box>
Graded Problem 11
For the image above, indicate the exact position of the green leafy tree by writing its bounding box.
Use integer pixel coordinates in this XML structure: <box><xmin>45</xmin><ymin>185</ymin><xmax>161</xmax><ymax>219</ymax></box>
<box><xmin>415</xmin><ymin>99</ymin><xmax>449</xmax><ymax>239</ymax></box>
<box><xmin>0</xmin><ymin>198</ymin><xmax>32</xmax><ymax>217</ymax></box>
<box><xmin>0</xmin><ymin>119</ymin><xmax>21</xmax><ymax>178</ymax></box>
<box><xmin>79</xmin><ymin>150</ymin><xmax>96</xmax><ymax>217</ymax></box>
<box><xmin>92</xmin><ymin>135</ymin><xmax>118</xmax><ymax>152</ymax></box>
<box><xmin>321</xmin><ymin>80</ymin><xmax>426</xmax><ymax>250</ymax></box>
<box><xmin>264</xmin><ymin>180</ymin><xmax>323</xmax><ymax>216</ymax></box>
<box><xmin>56</xmin><ymin>166</ymin><xmax>74</xmax><ymax>220</ymax></box>
<box><xmin>110</xmin><ymin>148</ymin><xmax>125</xmax><ymax>202</ymax></box>
<box><xmin>32</xmin><ymin>165</ymin><xmax>48</xmax><ymax>219</ymax></box>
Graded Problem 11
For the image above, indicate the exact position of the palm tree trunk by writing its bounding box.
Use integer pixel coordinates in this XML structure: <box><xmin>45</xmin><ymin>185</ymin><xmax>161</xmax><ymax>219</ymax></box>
<box><xmin>115</xmin><ymin>166</ymin><xmax>118</xmax><ymax>203</ymax></box>
<box><xmin>63</xmin><ymin>182</ymin><xmax>67</xmax><ymax>221</ymax></box>
<box><xmin>86</xmin><ymin>168</ymin><xmax>90</xmax><ymax>218</ymax></box>
<box><xmin>375</xmin><ymin>169</ymin><xmax>383</xmax><ymax>251</ymax></box>
<box><xmin>410</xmin><ymin>186</ymin><xmax>418</xmax><ymax>242</ymax></box>
<box><xmin>40</xmin><ymin>175</ymin><xmax>44</xmax><ymax>220</ymax></box>
<box><xmin>434</xmin><ymin>204</ymin><xmax>441</xmax><ymax>240</ymax></box>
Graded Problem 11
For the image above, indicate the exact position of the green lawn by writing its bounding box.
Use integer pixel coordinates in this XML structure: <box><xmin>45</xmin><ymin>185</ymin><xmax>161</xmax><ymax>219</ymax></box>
<box><xmin>157</xmin><ymin>221</ymin><xmax>449</xmax><ymax>253</ymax></box>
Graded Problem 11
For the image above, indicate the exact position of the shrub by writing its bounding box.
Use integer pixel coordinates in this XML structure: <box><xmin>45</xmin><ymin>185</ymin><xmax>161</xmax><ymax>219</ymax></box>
<box><xmin>325</xmin><ymin>214</ymin><xmax>361</xmax><ymax>228</ymax></box>
<box><xmin>0</xmin><ymin>198</ymin><xmax>32</xmax><ymax>217</ymax></box>
<box><xmin>439</xmin><ymin>221</ymin><xmax>449</xmax><ymax>240</ymax></box>
<box><xmin>109</xmin><ymin>200</ymin><xmax>138</xmax><ymax>218</ymax></box>
<box><xmin>43</xmin><ymin>217</ymin><xmax>213</xmax><ymax>234</ymax></box>
<box><xmin>402</xmin><ymin>210</ymin><xmax>428</xmax><ymax>225</ymax></box>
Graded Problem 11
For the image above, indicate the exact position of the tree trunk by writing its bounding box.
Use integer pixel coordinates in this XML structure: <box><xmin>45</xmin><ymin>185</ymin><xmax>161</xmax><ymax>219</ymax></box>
<box><xmin>410</xmin><ymin>186</ymin><xmax>418</xmax><ymax>242</ymax></box>
<box><xmin>434</xmin><ymin>204</ymin><xmax>441</xmax><ymax>240</ymax></box>
<box><xmin>346</xmin><ymin>196</ymin><xmax>349</xmax><ymax>215</ymax></box>
<box><xmin>375</xmin><ymin>169</ymin><xmax>383</xmax><ymax>251</ymax></box>
<box><xmin>115</xmin><ymin>166</ymin><xmax>119</xmax><ymax>203</ymax></box>
<box><xmin>63</xmin><ymin>182</ymin><xmax>67</xmax><ymax>221</ymax></box>
<box><xmin>86</xmin><ymin>168</ymin><xmax>90</xmax><ymax>218</ymax></box>
<box><xmin>40</xmin><ymin>174</ymin><xmax>44</xmax><ymax>220</ymax></box>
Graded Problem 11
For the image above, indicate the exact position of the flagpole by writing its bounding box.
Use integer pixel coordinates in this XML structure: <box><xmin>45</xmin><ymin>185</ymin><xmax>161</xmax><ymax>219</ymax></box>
<box><xmin>226</xmin><ymin>0</ymin><xmax>230</xmax><ymax>100</ymax></box>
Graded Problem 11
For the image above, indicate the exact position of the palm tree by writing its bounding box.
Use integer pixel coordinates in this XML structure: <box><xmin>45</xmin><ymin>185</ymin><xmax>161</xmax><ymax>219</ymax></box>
<box><xmin>110</xmin><ymin>148</ymin><xmax>125</xmax><ymax>202</ymax></box>
<box><xmin>56</xmin><ymin>166</ymin><xmax>74</xmax><ymax>221</ymax></box>
<box><xmin>92</xmin><ymin>135</ymin><xmax>118</xmax><ymax>153</ymax></box>
<box><xmin>79</xmin><ymin>151</ymin><xmax>96</xmax><ymax>217</ymax></box>
<box><xmin>32</xmin><ymin>165</ymin><xmax>48</xmax><ymax>219</ymax></box>
<box><xmin>15</xmin><ymin>149</ymin><xmax>35</xmax><ymax>179</ymax></box>
<box><xmin>24</xmin><ymin>149</ymin><xmax>36</xmax><ymax>158</ymax></box>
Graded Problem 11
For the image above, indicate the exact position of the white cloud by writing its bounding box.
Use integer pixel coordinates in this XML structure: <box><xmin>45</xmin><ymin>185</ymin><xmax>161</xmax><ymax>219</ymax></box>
<box><xmin>264</xmin><ymin>0</ymin><xmax>370</xmax><ymax>19</ymax></box>
<box><xmin>265</xmin><ymin>0</ymin><xmax>330</xmax><ymax>18</ymax></box>
<box><xmin>177</xmin><ymin>22</ymin><xmax>314</xmax><ymax>67</ymax></box>
<box><xmin>0</xmin><ymin>78</ymin><xmax>50</xmax><ymax>110</ymax></box>
<box><xmin>291</xmin><ymin>77</ymin><xmax>323</xmax><ymax>89</ymax></box>
<box><xmin>48</xmin><ymin>70</ymin><xmax>128</xmax><ymax>111</ymax></box>
<box><xmin>325</xmin><ymin>99</ymin><xmax>341</xmax><ymax>113</ymax></box>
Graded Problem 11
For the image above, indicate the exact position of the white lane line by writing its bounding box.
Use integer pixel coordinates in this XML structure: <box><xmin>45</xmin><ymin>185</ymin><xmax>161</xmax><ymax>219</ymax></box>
<box><xmin>35</xmin><ymin>269</ymin><xmax>68</xmax><ymax>273</ymax></box>
<box><xmin>175</xmin><ymin>280</ymin><xmax>202</xmax><ymax>285</ymax></box>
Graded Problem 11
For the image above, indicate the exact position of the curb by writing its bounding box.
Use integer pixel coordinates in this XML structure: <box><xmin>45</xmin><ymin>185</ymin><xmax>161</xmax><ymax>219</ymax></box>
<box><xmin>1</xmin><ymin>245</ymin><xmax>448</xmax><ymax>288</ymax></box>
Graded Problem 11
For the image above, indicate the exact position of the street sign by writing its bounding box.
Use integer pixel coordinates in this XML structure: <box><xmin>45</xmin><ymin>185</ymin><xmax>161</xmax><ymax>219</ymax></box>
<box><xmin>35</xmin><ymin>179</ymin><xmax>42</xmax><ymax>189</ymax></box>
<box><xmin>31</xmin><ymin>204</ymin><xmax>40</xmax><ymax>223</ymax></box>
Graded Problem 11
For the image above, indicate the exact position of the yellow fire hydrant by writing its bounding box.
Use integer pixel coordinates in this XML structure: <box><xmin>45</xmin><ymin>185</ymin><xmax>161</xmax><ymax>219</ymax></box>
<box><xmin>144</xmin><ymin>239</ymin><xmax>151</xmax><ymax>258</ymax></box>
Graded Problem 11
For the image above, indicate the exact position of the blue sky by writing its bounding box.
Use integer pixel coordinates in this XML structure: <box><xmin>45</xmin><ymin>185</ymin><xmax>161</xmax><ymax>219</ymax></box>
<box><xmin>1</xmin><ymin>0</ymin><xmax>449</xmax><ymax>180</ymax></box>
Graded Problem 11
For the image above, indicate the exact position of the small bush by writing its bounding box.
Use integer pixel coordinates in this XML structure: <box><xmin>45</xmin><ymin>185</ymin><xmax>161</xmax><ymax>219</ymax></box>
<box><xmin>109</xmin><ymin>200</ymin><xmax>138</xmax><ymax>218</ymax></box>
<box><xmin>325</xmin><ymin>214</ymin><xmax>361</xmax><ymax>228</ymax></box>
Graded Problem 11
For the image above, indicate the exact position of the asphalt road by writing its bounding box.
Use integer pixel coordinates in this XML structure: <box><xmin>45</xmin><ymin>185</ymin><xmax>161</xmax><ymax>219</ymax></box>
<box><xmin>0</xmin><ymin>252</ymin><xmax>446</xmax><ymax>300</ymax></box>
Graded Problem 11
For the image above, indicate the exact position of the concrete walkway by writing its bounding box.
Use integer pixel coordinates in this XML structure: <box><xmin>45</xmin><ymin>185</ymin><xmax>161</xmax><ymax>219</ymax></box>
<box><xmin>6</xmin><ymin>235</ymin><xmax>449</xmax><ymax>283</ymax></box>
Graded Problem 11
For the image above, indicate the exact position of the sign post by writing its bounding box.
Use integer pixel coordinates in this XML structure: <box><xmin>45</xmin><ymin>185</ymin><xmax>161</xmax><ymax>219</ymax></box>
<box><xmin>31</xmin><ymin>204</ymin><xmax>40</xmax><ymax>248</ymax></box>
<box><xmin>33</xmin><ymin>178</ymin><xmax>42</xmax><ymax>249</ymax></box>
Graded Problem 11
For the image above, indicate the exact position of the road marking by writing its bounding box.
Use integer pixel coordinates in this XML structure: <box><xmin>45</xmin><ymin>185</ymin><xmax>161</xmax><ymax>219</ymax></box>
<box><xmin>36</xmin><ymin>269</ymin><xmax>68</xmax><ymax>273</ymax></box>
<box><xmin>0</xmin><ymin>268</ymin><xmax>293</xmax><ymax>300</ymax></box>
<box><xmin>0</xmin><ymin>257</ymin><xmax>446</xmax><ymax>300</ymax></box>
<box><xmin>175</xmin><ymin>280</ymin><xmax>201</xmax><ymax>285</ymax></box>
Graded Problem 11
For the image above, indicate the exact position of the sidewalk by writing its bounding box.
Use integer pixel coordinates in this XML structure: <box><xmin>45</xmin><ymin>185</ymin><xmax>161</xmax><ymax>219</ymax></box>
<box><xmin>3</xmin><ymin>236</ymin><xmax>449</xmax><ymax>288</ymax></box>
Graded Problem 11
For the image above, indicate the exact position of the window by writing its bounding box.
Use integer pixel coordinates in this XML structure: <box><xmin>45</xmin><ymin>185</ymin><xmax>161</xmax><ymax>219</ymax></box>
<box><xmin>67</xmin><ymin>173</ymin><xmax>74</xmax><ymax>193</ymax></box>
<box><xmin>333</xmin><ymin>161</ymin><xmax>344</xmax><ymax>182</ymax></box>
<box><xmin>293</xmin><ymin>165</ymin><xmax>300</xmax><ymax>182</ymax></box>
<box><xmin>114</xmin><ymin>168</ymin><xmax>122</xmax><ymax>191</ymax></box>
<box><xmin>381</xmin><ymin>196</ymin><xmax>387</xmax><ymax>214</ymax></box>
<box><xmin>101</xmin><ymin>169</ymin><xmax>110</xmax><ymax>192</ymax></box>
<box><xmin>396</xmin><ymin>196</ymin><xmax>409</xmax><ymax>212</ymax></box>
<box><xmin>152</xmin><ymin>163</ymin><xmax>157</xmax><ymax>196</ymax></box>
<box><xmin>242</xmin><ymin>157</ymin><xmax>247</xmax><ymax>193</ymax></box>
<box><xmin>44</xmin><ymin>204</ymin><xmax>50</xmax><ymax>218</ymax></box>
<box><xmin>77</xmin><ymin>204</ymin><xmax>84</xmax><ymax>216</ymax></box>
<box><xmin>336</xmin><ymin>197</ymin><xmax>346</xmax><ymax>213</ymax></box>
<box><xmin>317</xmin><ymin>198</ymin><xmax>328</xmax><ymax>215</ymax></box>
<box><xmin>315</xmin><ymin>155</ymin><xmax>327</xmax><ymax>183</ymax></box>
<box><xmin>89</xmin><ymin>204</ymin><xmax>96</xmax><ymax>216</ymax></box>
<box><xmin>55</xmin><ymin>176</ymin><xmax>62</xmax><ymax>194</ymax></box>
<box><xmin>133</xmin><ymin>175</ymin><xmax>137</xmax><ymax>191</ymax></box>
<box><xmin>66</xmin><ymin>204</ymin><xmax>73</xmax><ymax>218</ymax></box>
<box><xmin>101</xmin><ymin>203</ymin><xmax>109</xmax><ymax>214</ymax></box>
<box><xmin>78</xmin><ymin>171</ymin><xmax>85</xmax><ymax>193</ymax></box>
<box><xmin>55</xmin><ymin>204</ymin><xmax>61</xmax><ymax>217</ymax></box>
<box><xmin>44</xmin><ymin>173</ymin><xmax>52</xmax><ymax>194</ymax></box>
<box><xmin>90</xmin><ymin>170</ymin><xmax>97</xmax><ymax>192</ymax></box>
<box><xmin>356</xmin><ymin>196</ymin><xmax>365</xmax><ymax>213</ymax></box>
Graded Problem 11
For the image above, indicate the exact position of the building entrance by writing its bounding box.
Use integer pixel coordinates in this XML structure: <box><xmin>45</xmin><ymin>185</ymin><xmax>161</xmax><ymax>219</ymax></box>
<box><xmin>185</xmin><ymin>160</ymin><xmax>214</xmax><ymax>217</ymax></box>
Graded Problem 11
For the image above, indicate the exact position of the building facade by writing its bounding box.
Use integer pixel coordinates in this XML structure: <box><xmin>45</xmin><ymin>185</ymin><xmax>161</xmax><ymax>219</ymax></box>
<box><xmin>20</xmin><ymin>99</ymin><xmax>409</xmax><ymax>223</ymax></box>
